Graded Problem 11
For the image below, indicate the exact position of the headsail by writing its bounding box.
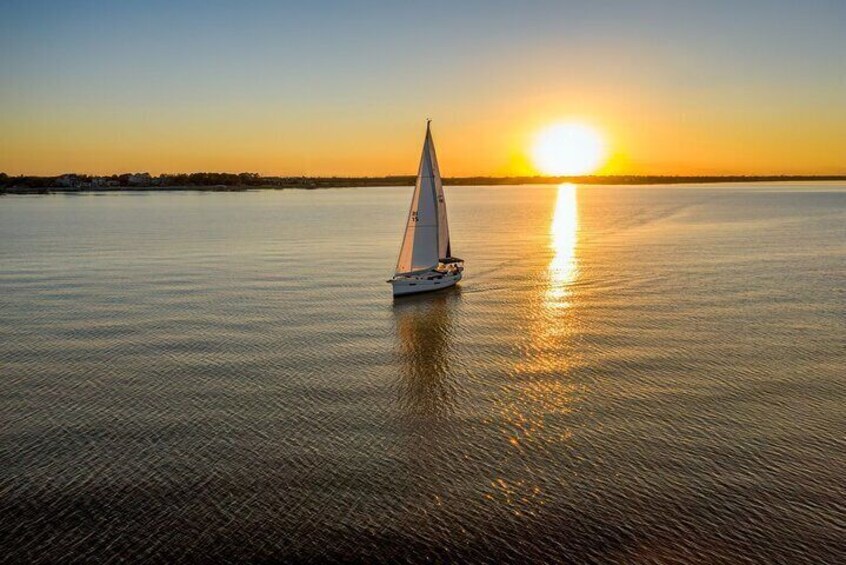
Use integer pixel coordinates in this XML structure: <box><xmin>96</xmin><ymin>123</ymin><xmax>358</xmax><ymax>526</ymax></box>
<box><xmin>395</xmin><ymin>122</ymin><xmax>452</xmax><ymax>275</ymax></box>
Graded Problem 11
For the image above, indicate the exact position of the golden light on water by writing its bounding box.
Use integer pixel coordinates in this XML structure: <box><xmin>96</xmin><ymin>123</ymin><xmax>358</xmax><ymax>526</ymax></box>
<box><xmin>502</xmin><ymin>183</ymin><xmax>582</xmax><ymax>463</ymax></box>
<box><xmin>510</xmin><ymin>183</ymin><xmax>581</xmax><ymax>380</ymax></box>
<box><xmin>531</xmin><ymin>122</ymin><xmax>606</xmax><ymax>176</ymax></box>
<box><xmin>547</xmin><ymin>183</ymin><xmax>579</xmax><ymax>305</ymax></box>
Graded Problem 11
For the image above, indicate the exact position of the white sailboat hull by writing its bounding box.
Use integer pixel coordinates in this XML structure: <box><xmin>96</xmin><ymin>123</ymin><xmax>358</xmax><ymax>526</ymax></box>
<box><xmin>390</xmin><ymin>272</ymin><xmax>462</xmax><ymax>297</ymax></box>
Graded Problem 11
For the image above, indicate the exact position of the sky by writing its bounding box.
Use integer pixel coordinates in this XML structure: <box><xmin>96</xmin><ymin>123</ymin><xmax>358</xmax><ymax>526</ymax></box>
<box><xmin>1</xmin><ymin>0</ymin><xmax>844</xmax><ymax>176</ymax></box>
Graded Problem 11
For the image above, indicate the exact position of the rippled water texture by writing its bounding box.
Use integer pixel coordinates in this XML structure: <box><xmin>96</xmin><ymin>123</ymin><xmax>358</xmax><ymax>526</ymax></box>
<box><xmin>2</xmin><ymin>184</ymin><xmax>844</xmax><ymax>563</ymax></box>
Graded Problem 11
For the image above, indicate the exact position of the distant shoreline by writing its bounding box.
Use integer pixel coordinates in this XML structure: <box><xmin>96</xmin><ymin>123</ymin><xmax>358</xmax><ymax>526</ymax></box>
<box><xmin>2</xmin><ymin>174</ymin><xmax>845</xmax><ymax>194</ymax></box>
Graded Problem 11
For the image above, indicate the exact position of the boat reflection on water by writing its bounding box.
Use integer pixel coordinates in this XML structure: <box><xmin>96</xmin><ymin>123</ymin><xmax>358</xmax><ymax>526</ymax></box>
<box><xmin>389</xmin><ymin>289</ymin><xmax>462</xmax><ymax>531</ymax></box>
<box><xmin>392</xmin><ymin>289</ymin><xmax>461</xmax><ymax>420</ymax></box>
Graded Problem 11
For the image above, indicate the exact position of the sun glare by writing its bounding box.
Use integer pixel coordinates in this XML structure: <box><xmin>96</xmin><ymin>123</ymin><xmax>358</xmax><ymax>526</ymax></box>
<box><xmin>532</xmin><ymin>122</ymin><xmax>606</xmax><ymax>176</ymax></box>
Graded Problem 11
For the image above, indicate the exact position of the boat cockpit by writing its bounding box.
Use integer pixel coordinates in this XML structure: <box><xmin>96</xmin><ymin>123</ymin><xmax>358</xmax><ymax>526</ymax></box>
<box><xmin>433</xmin><ymin>257</ymin><xmax>464</xmax><ymax>277</ymax></box>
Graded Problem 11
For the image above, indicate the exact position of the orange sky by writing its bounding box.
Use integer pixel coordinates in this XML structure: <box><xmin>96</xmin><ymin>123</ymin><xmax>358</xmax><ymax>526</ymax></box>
<box><xmin>2</xmin><ymin>2</ymin><xmax>844</xmax><ymax>177</ymax></box>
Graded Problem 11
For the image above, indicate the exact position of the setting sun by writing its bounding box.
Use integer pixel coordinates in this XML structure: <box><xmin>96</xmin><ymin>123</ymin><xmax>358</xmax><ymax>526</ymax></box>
<box><xmin>532</xmin><ymin>123</ymin><xmax>607</xmax><ymax>176</ymax></box>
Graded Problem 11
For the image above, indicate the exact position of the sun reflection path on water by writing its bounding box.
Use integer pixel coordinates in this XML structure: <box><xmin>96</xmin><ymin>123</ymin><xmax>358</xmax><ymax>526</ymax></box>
<box><xmin>515</xmin><ymin>182</ymin><xmax>582</xmax><ymax>375</ymax></box>
<box><xmin>473</xmin><ymin>183</ymin><xmax>587</xmax><ymax>518</ymax></box>
<box><xmin>489</xmin><ymin>184</ymin><xmax>583</xmax><ymax>513</ymax></box>
<box><xmin>547</xmin><ymin>183</ymin><xmax>579</xmax><ymax>307</ymax></box>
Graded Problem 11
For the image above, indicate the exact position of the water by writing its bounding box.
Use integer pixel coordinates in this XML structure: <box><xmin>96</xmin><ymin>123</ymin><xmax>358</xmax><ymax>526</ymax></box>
<box><xmin>1</xmin><ymin>184</ymin><xmax>844</xmax><ymax>563</ymax></box>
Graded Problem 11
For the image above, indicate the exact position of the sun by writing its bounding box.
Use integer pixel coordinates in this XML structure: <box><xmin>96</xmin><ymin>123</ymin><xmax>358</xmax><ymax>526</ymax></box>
<box><xmin>531</xmin><ymin>122</ymin><xmax>606</xmax><ymax>176</ymax></box>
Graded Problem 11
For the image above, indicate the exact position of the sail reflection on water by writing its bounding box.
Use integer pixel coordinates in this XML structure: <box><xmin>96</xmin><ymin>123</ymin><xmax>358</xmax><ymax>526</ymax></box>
<box><xmin>392</xmin><ymin>291</ymin><xmax>461</xmax><ymax>419</ymax></box>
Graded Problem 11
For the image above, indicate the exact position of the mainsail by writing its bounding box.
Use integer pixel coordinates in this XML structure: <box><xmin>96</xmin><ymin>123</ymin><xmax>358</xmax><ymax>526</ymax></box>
<box><xmin>395</xmin><ymin>122</ymin><xmax>452</xmax><ymax>275</ymax></box>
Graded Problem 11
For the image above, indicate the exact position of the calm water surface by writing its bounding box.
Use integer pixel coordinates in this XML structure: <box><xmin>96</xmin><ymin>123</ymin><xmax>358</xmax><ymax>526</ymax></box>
<box><xmin>2</xmin><ymin>184</ymin><xmax>844</xmax><ymax>563</ymax></box>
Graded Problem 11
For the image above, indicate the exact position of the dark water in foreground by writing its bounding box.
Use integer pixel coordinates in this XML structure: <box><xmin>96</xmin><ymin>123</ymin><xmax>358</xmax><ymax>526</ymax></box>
<box><xmin>2</xmin><ymin>184</ymin><xmax>844</xmax><ymax>563</ymax></box>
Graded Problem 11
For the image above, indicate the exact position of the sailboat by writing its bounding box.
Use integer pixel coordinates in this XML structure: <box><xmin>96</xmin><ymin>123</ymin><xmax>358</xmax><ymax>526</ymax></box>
<box><xmin>389</xmin><ymin>121</ymin><xmax>464</xmax><ymax>297</ymax></box>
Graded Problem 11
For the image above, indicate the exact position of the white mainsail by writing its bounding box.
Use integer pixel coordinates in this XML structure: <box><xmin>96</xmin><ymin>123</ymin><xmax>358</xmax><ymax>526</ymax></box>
<box><xmin>395</xmin><ymin>122</ymin><xmax>452</xmax><ymax>275</ymax></box>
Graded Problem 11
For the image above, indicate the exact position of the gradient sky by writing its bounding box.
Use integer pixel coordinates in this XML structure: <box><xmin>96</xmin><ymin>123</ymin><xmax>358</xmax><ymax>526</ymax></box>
<box><xmin>1</xmin><ymin>0</ymin><xmax>844</xmax><ymax>176</ymax></box>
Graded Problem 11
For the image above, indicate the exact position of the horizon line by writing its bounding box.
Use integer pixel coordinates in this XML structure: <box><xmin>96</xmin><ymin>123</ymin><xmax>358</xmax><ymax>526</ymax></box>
<box><xmin>3</xmin><ymin>172</ymin><xmax>845</xmax><ymax>193</ymax></box>
<box><xmin>3</xmin><ymin>172</ymin><xmax>846</xmax><ymax>180</ymax></box>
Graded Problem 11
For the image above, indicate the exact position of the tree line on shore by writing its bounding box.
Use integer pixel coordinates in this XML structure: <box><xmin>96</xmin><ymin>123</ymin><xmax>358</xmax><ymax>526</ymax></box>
<box><xmin>0</xmin><ymin>171</ymin><xmax>419</xmax><ymax>190</ymax></box>
<box><xmin>0</xmin><ymin>172</ymin><xmax>267</xmax><ymax>189</ymax></box>
<box><xmin>2</xmin><ymin>171</ymin><xmax>844</xmax><ymax>192</ymax></box>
